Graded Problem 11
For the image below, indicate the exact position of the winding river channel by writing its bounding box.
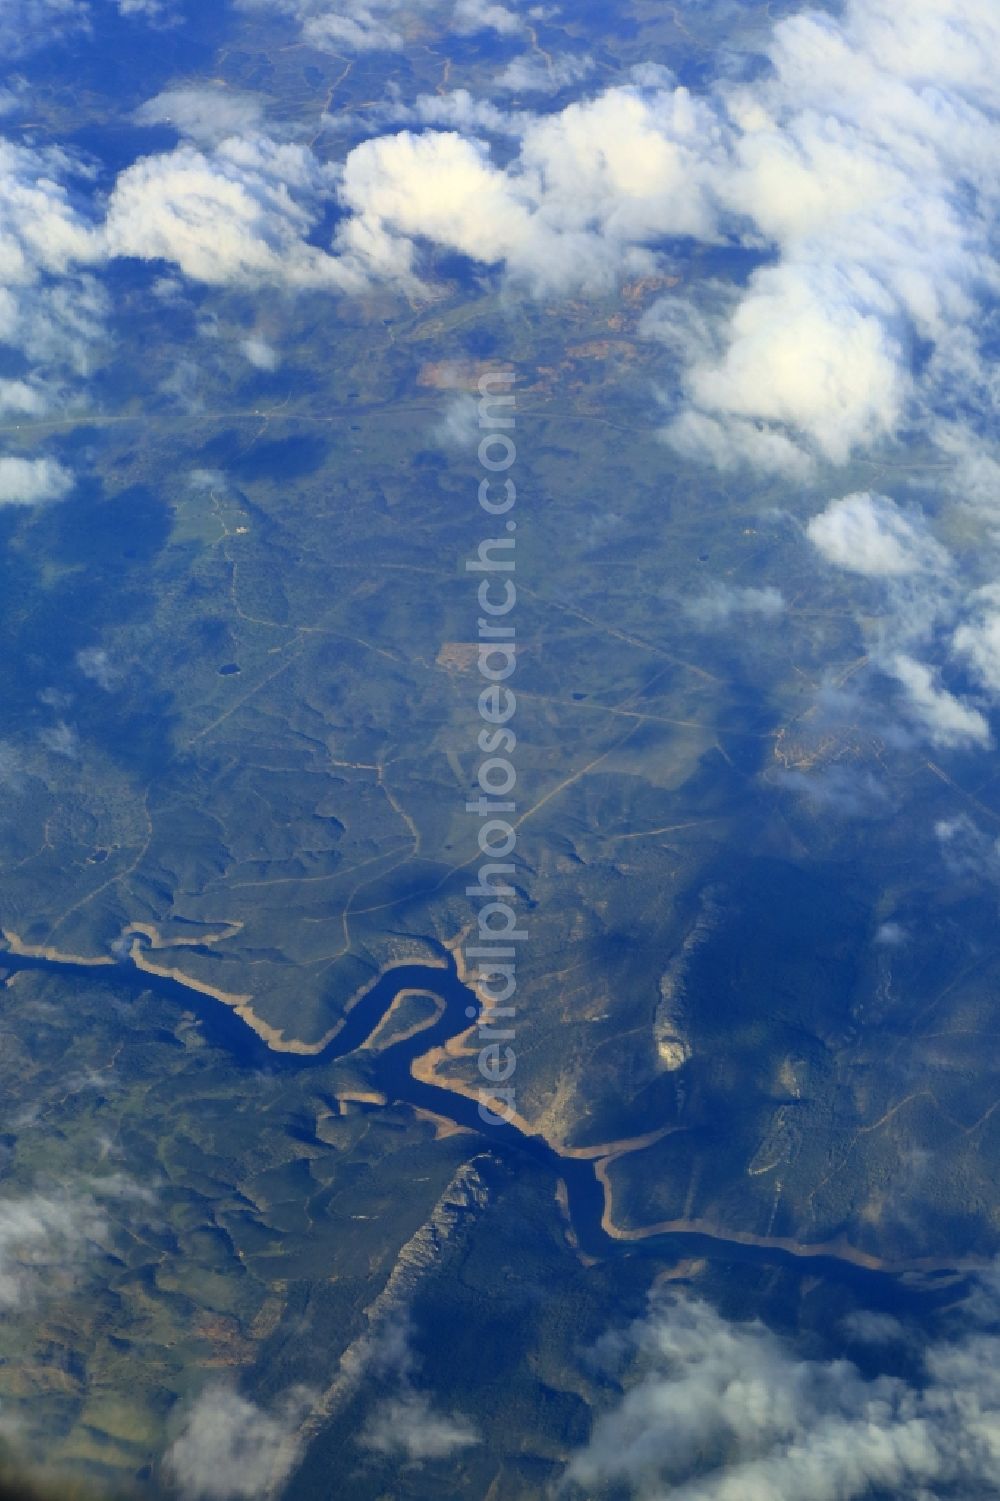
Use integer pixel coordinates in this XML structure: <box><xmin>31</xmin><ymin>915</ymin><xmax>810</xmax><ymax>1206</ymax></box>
<box><xmin>0</xmin><ymin>945</ymin><xmax>971</xmax><ymax>1313</ymax></box>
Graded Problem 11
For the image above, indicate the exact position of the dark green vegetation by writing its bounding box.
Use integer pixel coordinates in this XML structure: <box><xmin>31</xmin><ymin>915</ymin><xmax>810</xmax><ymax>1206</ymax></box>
<box><xmin>3</xmin><ymin>259</ymin><xmax>997</xmax><ymax>1484</ymax></box>
<box><xmin>0</xmin><ymin>961</ymin><xmax>475</xmax><ymax>1483</ymax></box>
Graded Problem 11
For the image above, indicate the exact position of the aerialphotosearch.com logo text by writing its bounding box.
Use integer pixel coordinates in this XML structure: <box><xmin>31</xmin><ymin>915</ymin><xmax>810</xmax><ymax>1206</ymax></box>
<box><xmin>466</xmin><ymin>367</ymin><xmax>522</xmax><ymax>1127</ymax></box>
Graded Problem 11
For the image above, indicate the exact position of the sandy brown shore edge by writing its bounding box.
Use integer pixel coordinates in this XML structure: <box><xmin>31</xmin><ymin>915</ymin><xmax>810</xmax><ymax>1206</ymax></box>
<box><xmin>3</xmin><ymin>928</ymin><xmax>985</xmax><ymax>1277</ymax></box>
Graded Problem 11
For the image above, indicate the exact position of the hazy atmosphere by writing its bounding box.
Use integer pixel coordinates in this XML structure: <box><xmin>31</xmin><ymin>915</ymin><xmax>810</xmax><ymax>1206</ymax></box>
<box><xmin>0</xmin><ymin>0</ymin><xmax>998</xmax><ymax>1497</ymax></box>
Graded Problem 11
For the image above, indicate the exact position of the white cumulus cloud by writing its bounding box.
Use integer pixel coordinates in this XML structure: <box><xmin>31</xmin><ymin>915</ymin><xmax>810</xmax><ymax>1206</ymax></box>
<box><xmin>0</xmin><ymin>1190</ymin><xmax>106</xmax><ymax>1309</ymax></box>
<box><xmin>309</xmin><ymin>0</ymin><xmax>997</xmax><ymax>476</ymax></box>
<box><xmin>566</xmin><ymin>1282</ymin><xmax>1000</xmax><ymax>1501</ymax></box>
<box><xmin>165</xmin><ymin>1384</ymin><xmax>313</xmax><ymax>1500</ymax></box>
<box><xmin>0</xmin><ymin>456</ymin><xmax>73</xmax><ymax>507</ymax></box>
<box><xmin>134</xmin><ymin>86</ymin><xmax>265</xmax><ymax>145</ymax></box>
<box><xmin>886</xmin><ymin>653</ymin><xmax>991</xmax><ymax>749</ymax></box>
<box><xmin>806</xmin><ymin>492</ymin><xmax>952</xmax><ymax>578</ymax></box>
<box><xmin>494</xmin><ymin>52</ymin><xmax>594</xmax><ymax>94</ymax></box>
<box><xmin>952</xmin><ymin>589</ymin><xmax>1000</xmax><ymax>694</ymax></box>
<box><xmin>0</xmin><ymin>0</ymin><xmax>88</xmax><ymax>57</ymax></box>
<box><xmin>104</xmin><ymin>135</ymin><xmax>362</xmax><ymax>291</ymax></box>
<box><xmin>240</xmin><ymin>334</ymin><xmax>279</xmax><ymax>370</ymax></box>
<box><xmin>0</xmin><ymin>137</ymin><xmax>105</xmax><ymax>387</ymax></box>
<box><xmin>334</xmin><ymin>84</ymin><xmax>723</xmax><ymax>295</ymax></box>
<box><xmin>235</xmin><ymin>0</ymin><xmax>522</xmax><ymax>53</ymax></box>
<box><xmin>359</xmin><ymin>1391</ymin><xmax>479</xmax><ymax>1462</ymax></box>
<box><xmin>684</xmin><ymin>584</ymin><xmax>785</xmax><ymax>627</ymax></box>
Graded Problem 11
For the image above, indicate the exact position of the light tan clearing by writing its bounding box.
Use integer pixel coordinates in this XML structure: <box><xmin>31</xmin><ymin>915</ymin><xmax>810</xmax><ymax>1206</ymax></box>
<box><xmin>409</xmin><ymin>1028</ymin><xmax>979</xmax><ymax>1276</ymax></box>
<box><xmin>333</xmin><ymin>1088</ymin><xmax>387</xmax><ymax>1108</ymax></box>
<box><xmin>129</xmin><ymin>944</ymin><xmax>449</xmax><ymax>1057</ymax></box>
<box><xmin>596</xmin><ymin>1178</ymin><xmax>990</xmax><ymax>1274</ymax></box>
<box><xmin>409</xmin><ymin>1106</ymin><xmax>475</xmax><ymax>1141</ymax></box>
<box><xmin>416</xmin><ymin>359</ymin><xmax>499</xmax><ymax>391</ymax></box>
<box><xmin>2</xmin><ymin>930</ymin><xmax>114</xmax><ymax>967</ymax></box>
<box><xmin>361</xmin><ymin>988</ymin><xmax>445</xmax><ymax>1053</ymax></box>
<box><xmin>410</xmin><ymin>1028</ymin><xmax>542</xmax><ymax>1138</ymax></box>
<box><xmin>652</xmin><ymin>1259</ymin><xmax>709</xmax><ymax>1286</ymax></box>
<box><xmin>122</xmin><ymin>921</ymin><xmax>243</xmax><ymax>949</ymax></box>
<box><xmin>435</xmin><ymin>642</ymin><xmax>480</xmax><ymax>672</ymax></box>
